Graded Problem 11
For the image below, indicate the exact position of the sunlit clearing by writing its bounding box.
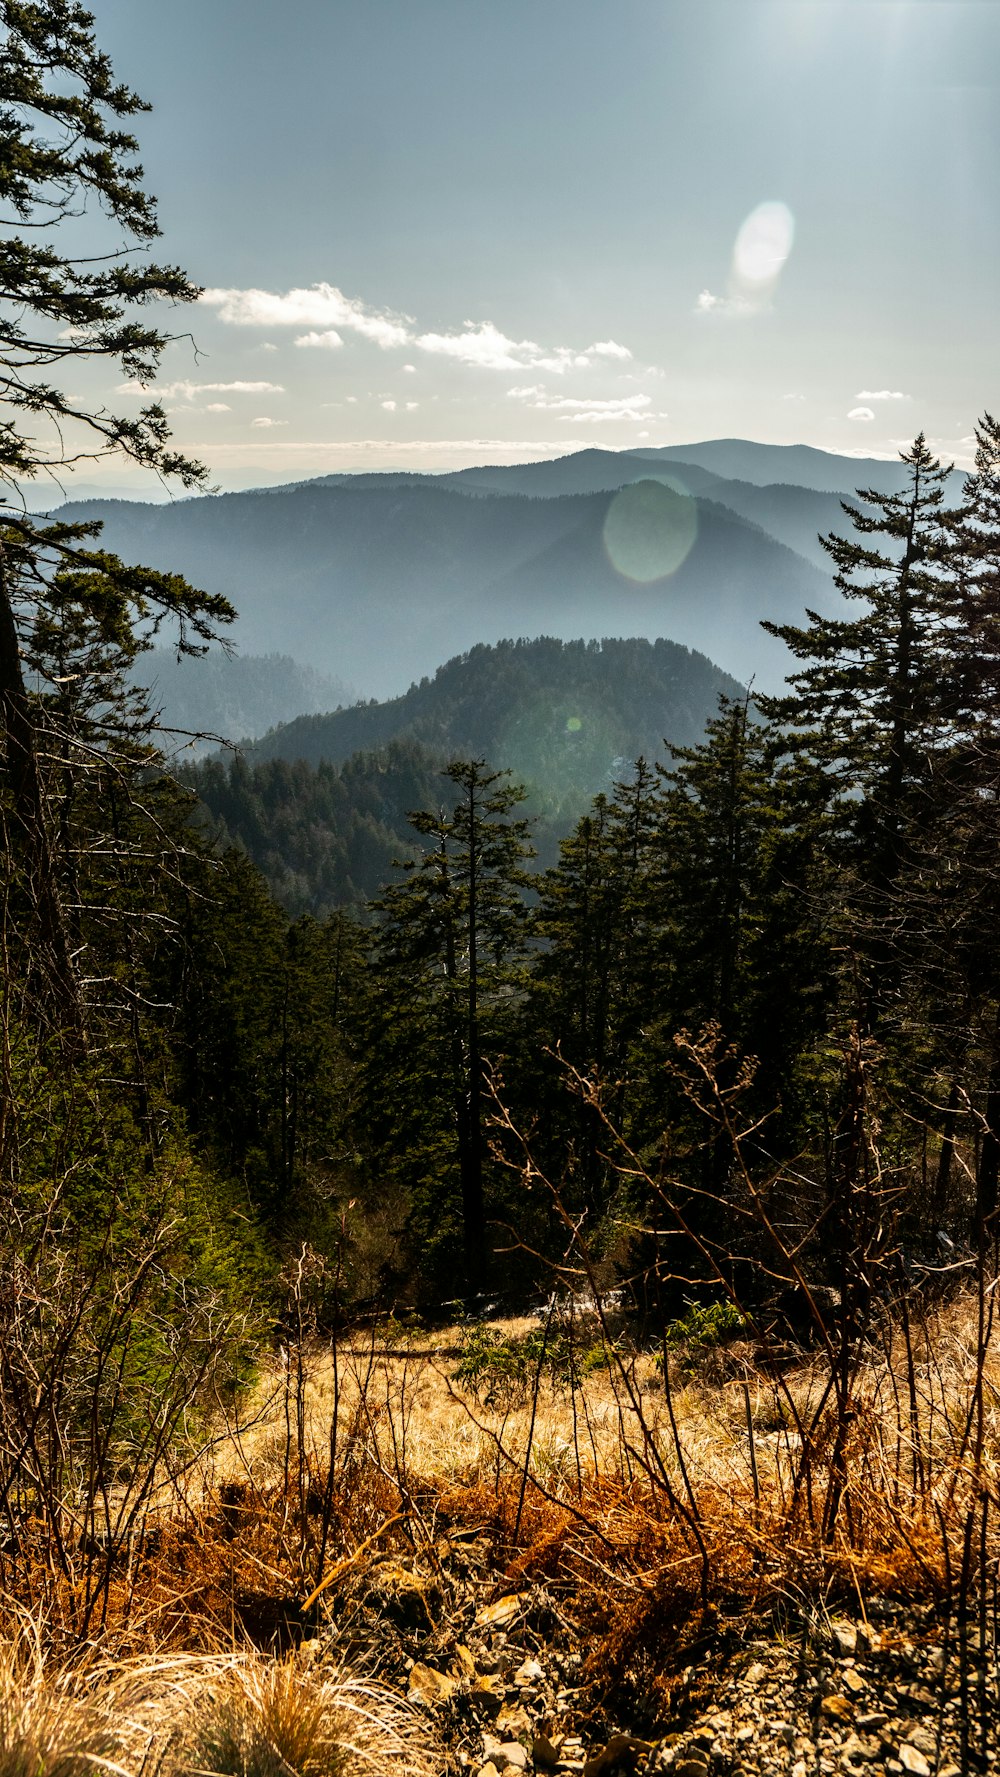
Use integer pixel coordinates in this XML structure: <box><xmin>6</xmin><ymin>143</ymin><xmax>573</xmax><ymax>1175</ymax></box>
<box><xmin>603</xmin><ymin>478</ymin><xmax>698</xmax><ymax>584</ymax></box>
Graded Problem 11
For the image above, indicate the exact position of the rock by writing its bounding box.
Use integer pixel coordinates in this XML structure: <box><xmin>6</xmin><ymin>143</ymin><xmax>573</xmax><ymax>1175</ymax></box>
<box><xmin>452</xmin><ymin>1643</ymin><xmax>478</xmax><ymax>1679</ymax></box>
<box><xmin>515</xmin><ymin>1657</ymin><xmax>545</xmax><ymax>1686</ymax></box>
<box><xmin>494</xmin><ymin>1744</ymin><xmax>530</xmax><ymax>1773</ymax></box>
<box><xmin>832</xmin><ymin>1622</ymin><xmax>858</xmax><ymax>1658</ymax></box>
<box><xmin>479</xmin><ymin>1766</ymin><xmax>501</xmax><ymax>1777</ymax></box>
<box><xmin>370</xmin><ymin>1563</ymin><xmax>441</xmax><ymax>1628</ymax></box>
<box><xmin>471</xmin><ymin>1676</ymin><xmax>505</xmax><ymax>1716</ymax></box>
<box><xmin>532</xmin><ymin>1734</ymin><xmax>564</xmax><ymax>1770</ymax></box>
<box><xmin>673</xmin><ymin>1761</ymin><xmax>708</xmax><ymax>1777</ymax></box>
<box><xmin>583</xmin><ymin>1736</ymin><xmax>652</xmax><ymax>1777</ymax></box>
<box><xmin>898</xmin><ymin>1749</ymin><xmax>930</xmax><ymax>1777</ymax></box>
<box><xmin>842</xmin><ymin>1668</ymin><xmax>867</xmax><ymax>1695</ymax></box>
<box><xmin>408</xmin><ymin>1662</ymin><xmax>456</xmax><ymax>1706</ymax></box>
<box><xmin>497</xmin><ymin>1707</ymin><xmax>533</xmax><ymax>1740</ymax></box>
<box><xmin>819</xmin><ymin>1695</ymin><xmax>853</xmax><ymax>1721</ymax></box>
<box><xmin>745</xmin><ymin>1661</ymin><xmax>767</xmax><ymax>1685</ymax></box>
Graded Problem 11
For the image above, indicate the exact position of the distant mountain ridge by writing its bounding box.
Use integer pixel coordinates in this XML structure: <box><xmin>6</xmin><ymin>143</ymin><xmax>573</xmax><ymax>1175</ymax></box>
<box><xmin>48</xmin><ymin>473</ymin><xmax>836</xmax><ymax>699</ymax></box>
<box><xmin>41</xmin><ymin>437</ymin><xmax>955</xmax><ymax>722</ymax></box>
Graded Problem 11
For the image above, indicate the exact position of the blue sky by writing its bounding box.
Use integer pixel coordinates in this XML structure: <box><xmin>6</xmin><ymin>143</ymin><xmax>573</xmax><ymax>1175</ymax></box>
<box><xmin>80</xmin><ymin>0</ymin><xmax>999</xmax><ymax>488</ymax></box>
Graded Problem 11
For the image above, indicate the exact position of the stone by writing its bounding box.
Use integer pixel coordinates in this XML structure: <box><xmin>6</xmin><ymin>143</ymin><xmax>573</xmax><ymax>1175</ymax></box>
<box><xmin>820</xmin><ymin>1696</ymin><xmax>853</xmax><ymax>1721</ymax></box>
<box><xmin>842</xmin><ymin>1669</ymin><xmax>867</xmax><ymax>1695</ymax></box>
<box><xmin>532</xmin><ymin>1734</ymin><xmax>563</xmax><ymax>1770</ymax></box>
<box><xmin>452</xmin><ymin>1643</ymin><xmax>478</xmax><ymax>1679</ymax></box>
<box><xmin>515</xmin><ymin>1658</ymin><xmax>545</xmax><ymax>1686</ymax></box>
<box><xmin>745</xmin><ymin>1661</ymin><xmax>767</xmax><ymax>1685</ymax></box>
<box><xmin>371</xmin><ymin>1563</ymin><xmax>441</xmax><ymax>1628</ymax></box>
<box><xmin>471</xmin><ymin>1676</ymin><xmax>505</xmax><ymax>1716</ymax></box>
<box><xmin>832</xmin><ymin>1622</ymin><xmax>858</xmax><ymax>1658</ymax></box>
<box><xmin>408</xmin><ymin>1662</ymin><xmax>456</xmax><ymax>1706</ymax></box>
<box><xmin>898</xmin><ymin>1750</ymin><xmax>930</xmax><ymax>1777</ymax></box>
<box><xmin>582</xmin><ymin>1737</ymin><xmax>652</xmax><ymax>1777</ymax></box>
<box><xmin>496</xmin><ymin>1745</ymin><xmax>530</xmax><ymax>1773</ymax></box>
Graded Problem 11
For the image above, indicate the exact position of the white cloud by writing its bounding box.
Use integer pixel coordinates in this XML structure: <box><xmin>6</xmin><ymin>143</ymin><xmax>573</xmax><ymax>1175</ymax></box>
<box><xmin>402</xmin><ymin>363</ymin><xmax>417</xmax><ymax>373</ymax></box>
<box><xmin>415</xmin><ymin>322</ymin><xmax>543</xmax><ymax>370</ymax></box>
<box><xmin>121</xmin><ymin>378</ymin><xmax>285</xmax><ymax>399</ymax></box>
<box><xmin>783</xmin><ymin>393</ymin><xmax>806</xmax><ymax>403</ymax></box>
<box><xmin>856</xmin><ymin>388</ymin><xmax>909</xmax><ymax>401</ymax></box>
<box><xmin>205</xmin><ymin>402</ymin><xmax>231</xmax><ymax>413</ymax></box>
<box><xmin>202</xmin><ymin>281</ymin><xmax>633</xmax><ymax>378</ymax></box>
<box><xmin>405</xmin><ymin>401</ymin><xmax>418</xmax><ymax>411</ymax></box>
<box><xmin>201</xmin><ymin>282</ymin><xmax>412</xmax><ymax>349</ymax></box>
<box><xmin>696</xmin><ymin>288</ymin><xmax>741</xmax><ymax>316</ymax></box>
<box><xmin>589</xmin><ymin>339</ymin><xmax>632</xmax><ymax>360</ymax></box>
<box><xmin>381</xmin><ymin>399</ymin><xmax>397</xmax><ymax>412</ymax></box>
<box><xmin>251</xmin><ymin>416</ymin><xmax>287</xmax><ymax>428</ymax></box>
<box><xmin>507</xmin><ymin>388</ymin><xmax>653</xmax><ymax>423</ymax></box>
<box><xmin>295</xmin><ymin>329</ymin><xmax>344</xmax><ymax>349</ymax></box>
<box><xmin>848</xmin><ymin>406</ymin><xmax>876</xmax><ymax>423</ymax></box>
<box><xmin>383</xmin><ymin>317</ymin><xmax>625</xmax><ymax>374</ymax></box>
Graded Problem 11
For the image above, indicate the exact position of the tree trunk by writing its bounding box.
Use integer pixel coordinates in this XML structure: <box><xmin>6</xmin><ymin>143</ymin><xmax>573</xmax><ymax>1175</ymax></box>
<box><xmin>0</xmin><ymin>548</ymin><xmax>84</xmax><ymax>1047</ymax></box>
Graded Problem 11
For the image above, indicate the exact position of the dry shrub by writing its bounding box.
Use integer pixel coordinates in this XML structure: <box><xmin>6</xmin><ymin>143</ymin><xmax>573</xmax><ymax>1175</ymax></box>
<box><xmin>174</xmin><ymin>1653</ymin><xmax>436</xmax><ymax>1777</ymax></box>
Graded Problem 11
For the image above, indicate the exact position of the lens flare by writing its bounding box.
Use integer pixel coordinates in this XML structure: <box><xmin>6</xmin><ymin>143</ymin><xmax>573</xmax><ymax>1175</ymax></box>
<box><xmin>733</xmin><ymin>201</ymin><xmax>795</xmax><ymax>290</ymax></box>
<box><xmin>603</xmin><ymin>479</ymin><xmax>698</xmax><ymax>584</ymax></box>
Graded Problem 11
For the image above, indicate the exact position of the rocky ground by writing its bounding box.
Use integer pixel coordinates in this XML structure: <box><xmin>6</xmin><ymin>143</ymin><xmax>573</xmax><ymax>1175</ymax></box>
<box><xmin>311</xmin><ymin>1530</ymin><xmax>990</xmax><ymax>1777</ymax></box>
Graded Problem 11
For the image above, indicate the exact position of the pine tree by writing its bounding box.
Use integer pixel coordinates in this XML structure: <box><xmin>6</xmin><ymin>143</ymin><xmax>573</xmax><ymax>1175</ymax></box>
<box><xmin>369</xmin><ymin>760</ymin><xmax>534</xmax><ymax>1298</ymax></box>
<box><xmin>757</xmin><ymin>435</ymin><xmax>958</xmax><ymax>1032</ymax></box>
<box><xmin>0</xmin><ymin>1</ymin><xmax>232</xmax><ymax>1045</ymax></box>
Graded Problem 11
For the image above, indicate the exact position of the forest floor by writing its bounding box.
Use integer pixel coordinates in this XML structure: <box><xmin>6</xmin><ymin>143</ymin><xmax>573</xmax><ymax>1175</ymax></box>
<box><xmin>8</xmin><ymin>1297</ymin><xmax>1000</xmax><ymax>1777</ymax></box>
<box><xmin>158</xmin><ymin>1296</ymin><xmax>1000</xmax><ymax>1777</ymax></box>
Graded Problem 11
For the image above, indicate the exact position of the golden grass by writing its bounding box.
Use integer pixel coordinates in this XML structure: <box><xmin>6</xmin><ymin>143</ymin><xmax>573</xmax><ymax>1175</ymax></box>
<box><xmin>0</xmin><ymin>1629</ymin><xmax>439</xmax><ymax>1777</ymax></box>
<box><xmin>3</xmin><ymin>1288</ymin><xmax>1000</xmax><ymax>1717</ymax></box>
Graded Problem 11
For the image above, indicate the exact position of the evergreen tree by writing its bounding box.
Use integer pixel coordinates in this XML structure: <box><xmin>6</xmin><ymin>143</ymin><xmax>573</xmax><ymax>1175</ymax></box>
<box><xmin>758</xmin><ymin>434</ymin><xmax>958</xmax><ymax>1031</ymax></box>
<box><xmin>0</xmin><ymin>1</ymin><xmax>230</xmax><ymax>1045</ymax></box>
<box><xmin>368</xmin><ymin>760</ymin><xmax>534</xmax><ymax>1298</ymax></box>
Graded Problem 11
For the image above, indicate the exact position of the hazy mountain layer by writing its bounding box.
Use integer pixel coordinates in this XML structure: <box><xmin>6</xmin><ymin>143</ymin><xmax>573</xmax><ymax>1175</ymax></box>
<box><xmin>55</xmin><ymin>477</ymin><xmax>833</xmax><ymax>699</ymax></box>
<box><xmin>137</xmin><ymin>651</ymin><xmax>353</xmax><ymax>752</ymax></box>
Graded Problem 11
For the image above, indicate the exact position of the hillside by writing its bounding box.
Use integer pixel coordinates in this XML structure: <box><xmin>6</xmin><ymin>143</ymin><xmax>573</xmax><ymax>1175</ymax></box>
<box><xmin>194</xmin><ymin>635</ymin><xmax>743</xmax><ymax>911</ymax></box>
<box><xmin>51</xmin><ymin>477</ymin><xmax>834</xmax><ymax>699</ymax></box>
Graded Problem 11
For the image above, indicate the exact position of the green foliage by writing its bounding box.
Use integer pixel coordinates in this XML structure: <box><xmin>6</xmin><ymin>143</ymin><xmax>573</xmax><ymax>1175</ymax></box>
<box><xmin>454</xmin><ymin>1320</ymin><xmax>615</xmax><ymax>1406</ymax></box>
<box><xmin>663</xmin><ymin>1299</ymin><xmax>747</xmax><ymax>1352</ymax></box>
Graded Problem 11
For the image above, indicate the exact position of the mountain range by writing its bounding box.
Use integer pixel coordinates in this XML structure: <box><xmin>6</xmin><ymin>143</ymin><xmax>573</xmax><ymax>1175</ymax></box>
<box><xmin>44</xmin><ymin>437</ymin><xmax>957</xmax><ymax>726</ymax></box>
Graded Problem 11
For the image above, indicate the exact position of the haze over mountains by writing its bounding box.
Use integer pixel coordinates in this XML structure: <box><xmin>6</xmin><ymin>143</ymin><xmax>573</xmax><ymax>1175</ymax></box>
<box><xmin>45</xmin><ymin>438</ymin><xmax>958</xmax><ymax>732</ymax></box>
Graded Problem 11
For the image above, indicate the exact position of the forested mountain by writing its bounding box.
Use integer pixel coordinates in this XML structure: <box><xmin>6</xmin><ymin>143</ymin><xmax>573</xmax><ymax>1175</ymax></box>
<box><xmin>241</xmin><ymin>635</ymin><xmax>741</xmax><ymax>779</ymax></box>
<box><xmin>49</xmin><ymin>477</ymin><xmax>834</xmax><ymax>698</ymax></box>
<box><xmin>193</xmin><ymin>636</ymin><xmax>743</xmax><ymax>911</ymax></box>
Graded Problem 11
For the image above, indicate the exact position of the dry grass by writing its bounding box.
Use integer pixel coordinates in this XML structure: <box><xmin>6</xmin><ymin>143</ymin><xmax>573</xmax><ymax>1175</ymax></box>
<box><xmin>2</xmin><ymin>1287</ymin><xmax>1000</xmax><ymax>1727</ymax></box>
<box><xmin>0</xmin><ymin>1628</ymin><xmax>439</xmax><ymax>1777</ymax></box>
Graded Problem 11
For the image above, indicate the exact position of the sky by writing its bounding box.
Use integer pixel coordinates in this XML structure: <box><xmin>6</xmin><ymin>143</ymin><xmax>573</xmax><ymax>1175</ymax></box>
<box><xmin>59</xmin><ymin>0</ymin><xmax>1000</xmax><ymax>490</ymax></box>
